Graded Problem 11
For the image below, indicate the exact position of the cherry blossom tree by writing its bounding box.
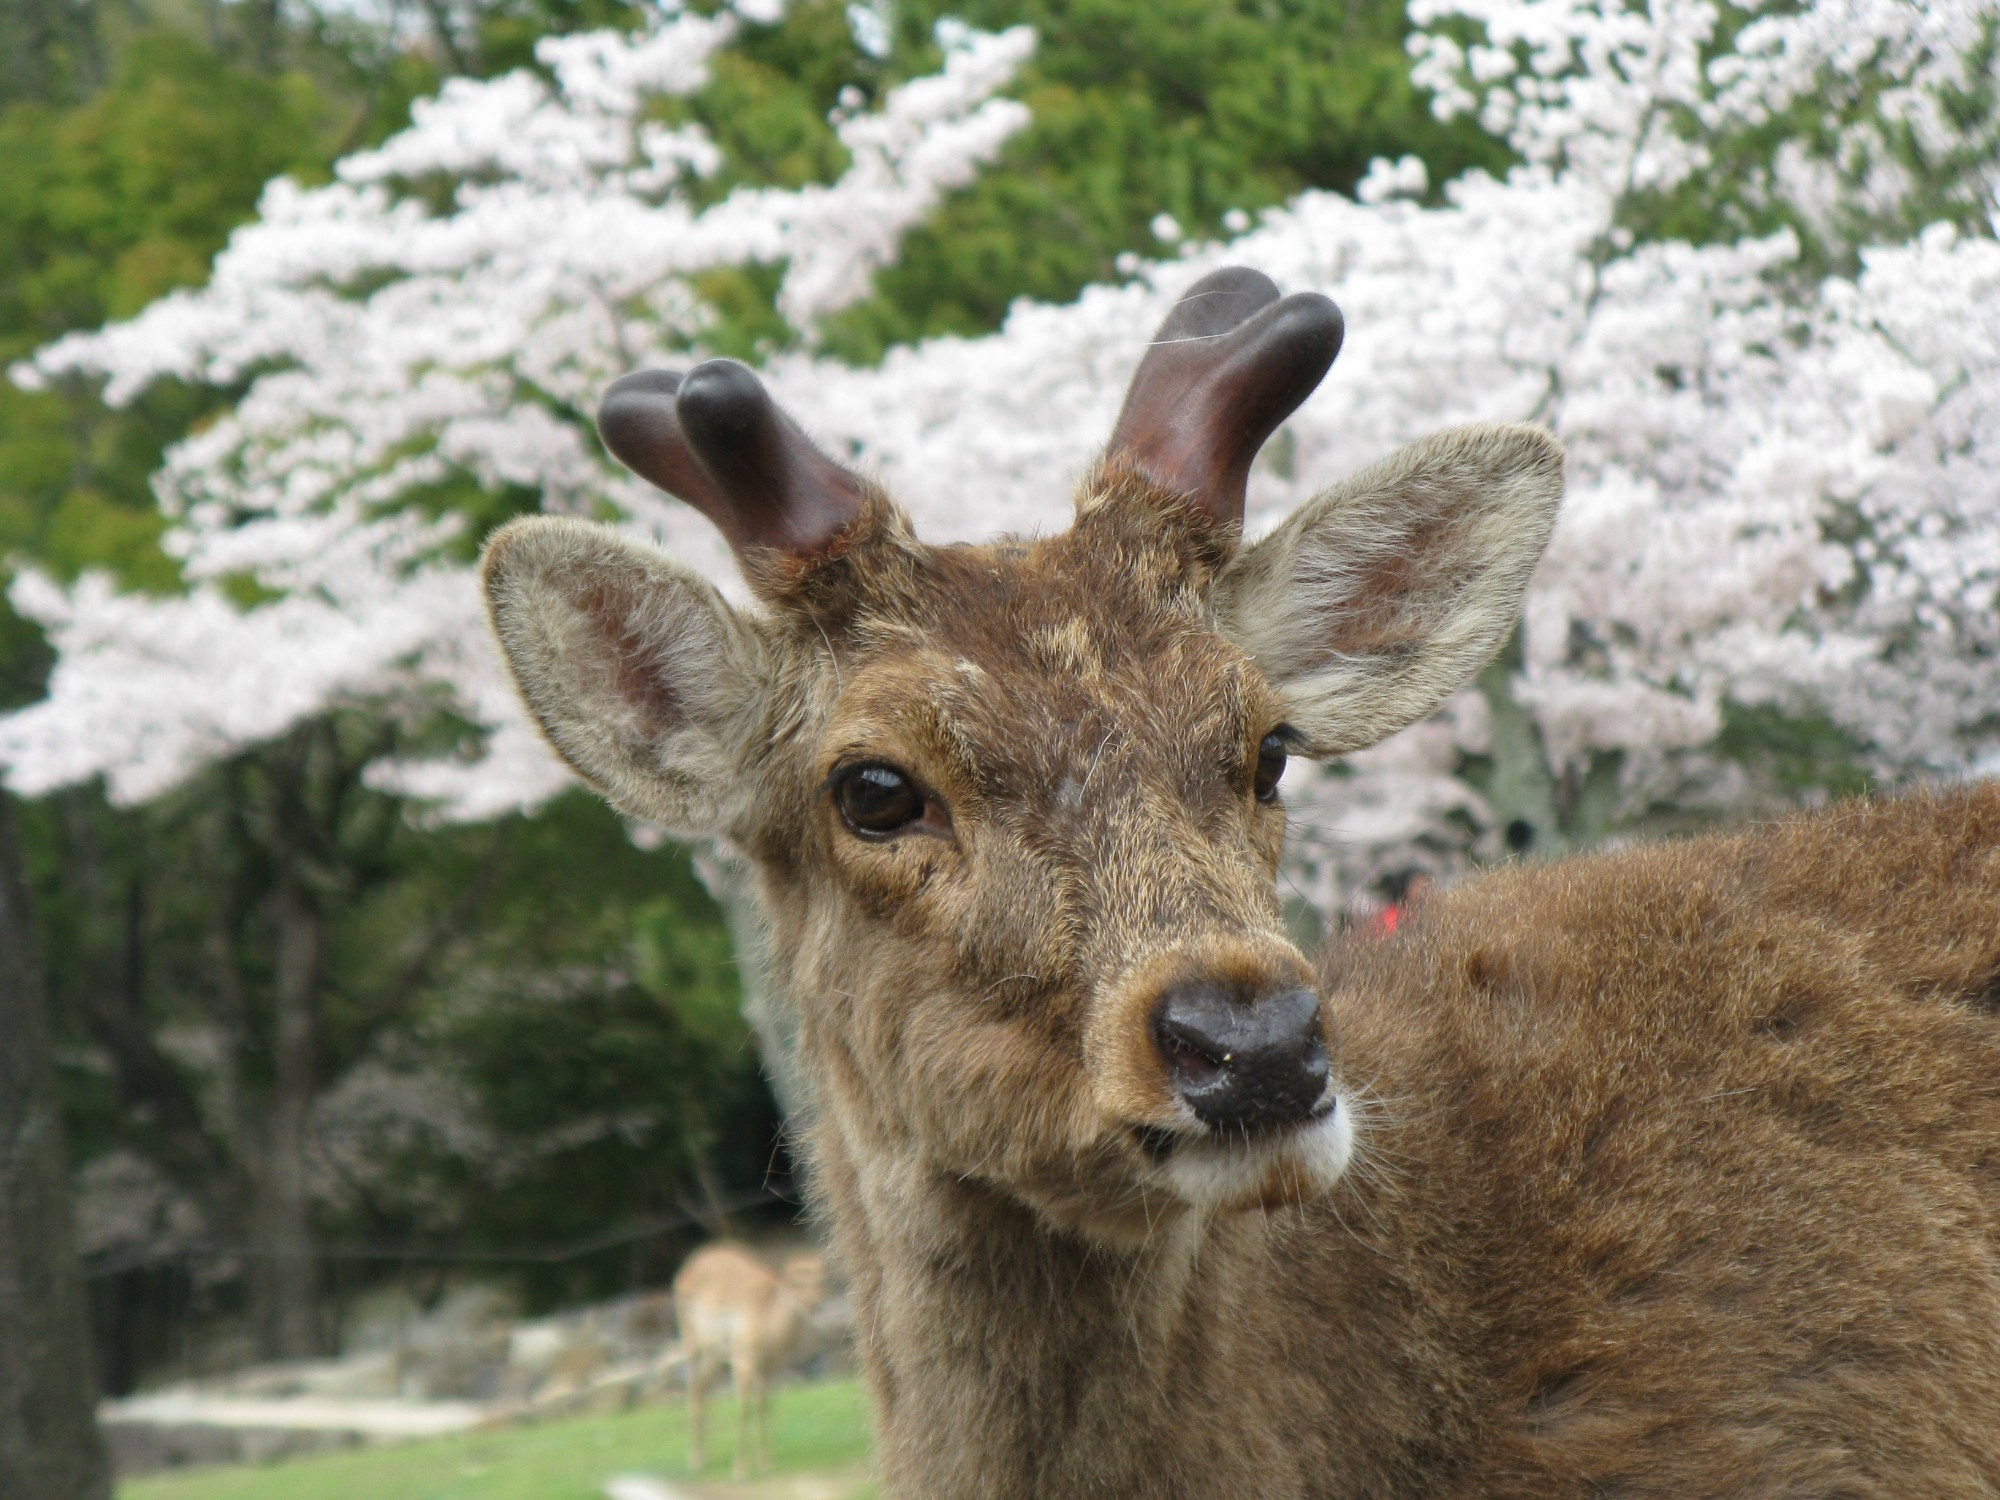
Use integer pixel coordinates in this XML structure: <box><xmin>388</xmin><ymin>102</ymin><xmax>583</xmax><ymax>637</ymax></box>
<box><xmin>6</xmin><ymin>0</ymin><xmax>1997</xmax><ymax>915</ymax></box>
<box><xmin>5</xmin><ymin>0</ymin><xmax>1036</xmax><ymax>818</ymax></box>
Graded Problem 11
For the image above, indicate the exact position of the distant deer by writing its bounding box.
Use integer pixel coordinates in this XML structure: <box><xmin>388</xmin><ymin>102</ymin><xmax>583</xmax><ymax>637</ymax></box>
<box><xmin>483</xmin><ymin>268</ymin><xmax>2000</xmax><ymax>1498</ymax></box>
<box><xmin>673</xmin><ymin>1242</ymin><xmax>827</xmax><ymax>1479</ymax></box>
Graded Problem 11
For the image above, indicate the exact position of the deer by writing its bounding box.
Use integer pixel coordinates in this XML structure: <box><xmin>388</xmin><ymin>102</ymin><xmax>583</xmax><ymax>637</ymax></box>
<box><xmin>481</xmin><ymin>267</ymin><xmax>2000</xmax><ymax>1498</ymax></box>
<box><xmin>672</xmin><ymin>1242</ymin><xmax>828</xmax><ymax>1478</ymax></box>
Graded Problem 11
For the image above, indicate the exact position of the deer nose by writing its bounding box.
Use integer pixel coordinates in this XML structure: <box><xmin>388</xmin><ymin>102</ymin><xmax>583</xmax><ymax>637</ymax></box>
<box><xmin>1153</xmin><ymin>982</ymin><xmax>1330</xmax><ymax>1133</ymax></box>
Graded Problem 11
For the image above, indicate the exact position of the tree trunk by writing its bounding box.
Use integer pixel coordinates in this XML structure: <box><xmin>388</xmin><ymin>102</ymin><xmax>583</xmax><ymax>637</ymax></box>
<box><xmin>248</xmin><ymin>876</ymin><xmax>323</xmax><ymax>1362</ymax></box>
<box><xmin>1475</xmin><ymin>645</ymin><xmax>1564</xmax><ymax>857</ymax></box>
<box><xmin>242</xmin><ymin>0</ymin><xmax>281</xmax><ymax>74</ymax></box>
<box><xmin>0</xmin><ymin>0</ymin><xmax>103</xmax><ymax>105</ymax></box>
<box><xmin>1475</xmin><ymin>639</ymin><xmax>1629</xmax><ymax>857</ymax></box>
<box><xmin>0</xmin><ymin>795</ymin><xmax>112</xmax><ymax>1500</ymax></box>
<box><xmin>415</xmin><ymin>0</ymin><xmax>474</xmax><ymax>77</ymax></box>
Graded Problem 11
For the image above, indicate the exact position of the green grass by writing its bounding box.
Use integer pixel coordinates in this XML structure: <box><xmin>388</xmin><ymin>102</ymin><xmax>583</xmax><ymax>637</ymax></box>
<box><xmin>120</xmin><ymin>1379</ymin><xmax>874</xmax><ymax>1500</ymax></box>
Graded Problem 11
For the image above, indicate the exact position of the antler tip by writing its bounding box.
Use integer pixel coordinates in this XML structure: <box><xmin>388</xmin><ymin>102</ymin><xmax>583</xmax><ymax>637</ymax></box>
<box><xmin>597</xmin><ymin>368</ymin><xmax>686</xmax><ymax>482</ymax></box>
<box><xmin>1158</xmin><ymin>266</ymin><xmax>1282</xmax><ymax>343</ymax></box>
<box><xmin>1265</xmin><ymin>291</ymin><xmax>1344</xmax><ymax>379</ymax></box>
<box><xmin>675</xmin><ymin>359</ymin><xmax>775</xmax><ymax>450</ymax></box>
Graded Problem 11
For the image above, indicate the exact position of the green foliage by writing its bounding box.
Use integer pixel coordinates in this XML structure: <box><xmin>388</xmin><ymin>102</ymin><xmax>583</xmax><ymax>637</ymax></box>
<box><xmin>474</xmin><ymin>0</ymin><xmax>650</xmax><ymax>77</ymax></box>
<box><xmin>631</xmin><ymin>890</ymin><xmax>745</xmax><ymax>1041</ymax></box>
<box><xmin>1714</xmin><ymin>702</ymin><xmax>1876</xmax><ymax>801</ymax></box>
<box><xmin>0</xmin><ymin>25</ymin><xmax>377</xmax><ymax>716</ymax></box>
<box><xmin>649</xmin><ymin>0</ymin><xmax>1507</xmax><ymax>362</ymax></box>
<box><xmin>0</xmin><ymin>0</ymin><xmax>105</xmax><ymax>107</ymax></box>
<box><xmin>408</xmin><ymin>799</ymin><xmax>777</xmax><ymax>1307</ymax></box>
<box><xmin>0</xmin><ymin>35</ymin><xmax>328</xmax><ymax>340</ymax></box>
<box><xmin>669</xmin><ymin>1</ymin><xmax>867</xmax><ymax>204</ymax></box>
<box><xmin>825</xmin><ymin>0</ymin><xmax>1508</xmax><ymax>359</ymax></box>
<box><xmin>440</xmin><ymin>980</ymin><xmax>774</xmax><ymax>1302</ymax></box>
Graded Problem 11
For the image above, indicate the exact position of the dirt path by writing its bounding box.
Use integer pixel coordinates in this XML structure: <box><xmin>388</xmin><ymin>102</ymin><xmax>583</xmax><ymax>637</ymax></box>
<box><xmin>606</xmin><ymin>1471</ymin><xmax>868</xmax><ymax>1500</ymax></box>
<box><xmin>103</xmin><ymin>1392</ymin><xmax>488</xmax><ymax>1438</ymax></box>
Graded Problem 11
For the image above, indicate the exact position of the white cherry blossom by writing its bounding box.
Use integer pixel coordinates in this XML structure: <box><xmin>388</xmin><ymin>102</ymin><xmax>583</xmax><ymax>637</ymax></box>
<box><xmin>5</xmin><ymin>0</ymin><xmax>1997</xmax><ymax>915</ymax></box>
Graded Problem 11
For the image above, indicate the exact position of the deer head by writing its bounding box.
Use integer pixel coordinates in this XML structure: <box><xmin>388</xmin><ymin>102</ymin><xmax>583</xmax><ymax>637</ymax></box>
<box><xmin>483</xmin><ymin>268</ymin><xmax>1562</xmax><ymax>1246</ymax></box>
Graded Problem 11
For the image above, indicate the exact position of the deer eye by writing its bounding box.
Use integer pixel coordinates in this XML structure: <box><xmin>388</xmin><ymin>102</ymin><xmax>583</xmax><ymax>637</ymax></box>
<box><xmin>834</xmin><ymin>764</ymin><xmax>925</xmax><ymax>838</ymax></box>
<box><xmin>1254</xmin><ymin>731</ymin><xmax>1290</xmax><ymax>804</ymax></box>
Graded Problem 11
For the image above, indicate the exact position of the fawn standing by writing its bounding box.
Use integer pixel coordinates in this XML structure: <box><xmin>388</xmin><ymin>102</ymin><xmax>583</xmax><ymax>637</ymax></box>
<box><xmin>484</xmin><ymin>268</ymin><xmax>2000</xmax><ymax>1497</ymax></box>
<box><xmin>673</xmin><ymin>1242</ymin><xmax>827</xmax><ymax>1478</ymax></box>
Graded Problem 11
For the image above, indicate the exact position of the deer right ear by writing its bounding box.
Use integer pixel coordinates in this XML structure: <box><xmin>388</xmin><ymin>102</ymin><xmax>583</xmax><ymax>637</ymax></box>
<box><xmin>481</xmin><ymin>516</ymin><xmax>772</xmax><ymax>835</ymax></box>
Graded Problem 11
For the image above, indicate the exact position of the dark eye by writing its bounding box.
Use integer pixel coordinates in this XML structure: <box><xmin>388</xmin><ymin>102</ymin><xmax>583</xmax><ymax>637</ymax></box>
<box><xmin>1254</xmin><ymin>731</ymin><xmax>1289</xmax><ymax>803</ymax></box>
<box><xmin>834</xmin><ymin>764</ymin><xmax>924</xmax><ymax>838</ymax></box>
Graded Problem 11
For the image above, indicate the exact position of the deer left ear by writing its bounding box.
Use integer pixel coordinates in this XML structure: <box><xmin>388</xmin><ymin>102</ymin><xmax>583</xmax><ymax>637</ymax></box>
<box><xmin>1214</xmin><ymin>423</ymin><xmax>1564</xmax><ymax>757</ymax></box>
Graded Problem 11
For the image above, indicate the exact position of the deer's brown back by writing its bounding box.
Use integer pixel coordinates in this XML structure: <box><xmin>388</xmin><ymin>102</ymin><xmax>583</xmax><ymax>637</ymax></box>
<box><xmin>1321</xmin><ymin>783</ymin><xmax>2000</xmax><ymax>1494</ymax></box>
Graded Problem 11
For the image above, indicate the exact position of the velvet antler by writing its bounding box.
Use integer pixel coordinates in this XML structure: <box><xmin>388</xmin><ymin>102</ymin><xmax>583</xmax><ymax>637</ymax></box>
<box><xmin>597</xmin><ymin>360</ymin><xmax>867</xmax><ymax>557</ymax></box>
<box><xmin>1105</xmin><ymin>267</ymin><xmax>1344</xmax><ymax>528</ymax></box>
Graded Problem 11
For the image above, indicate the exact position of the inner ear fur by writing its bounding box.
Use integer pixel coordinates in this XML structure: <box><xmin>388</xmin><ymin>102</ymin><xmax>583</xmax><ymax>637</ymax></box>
<box><xmin>1214</xmin><ymin>423</ymin><xmax>1564</xmax><ymax>757</ymax></box>
<box><xmin>481</xmin><ymin>515</ymin><xmax>773</xmax><ymax>835</ymax></box>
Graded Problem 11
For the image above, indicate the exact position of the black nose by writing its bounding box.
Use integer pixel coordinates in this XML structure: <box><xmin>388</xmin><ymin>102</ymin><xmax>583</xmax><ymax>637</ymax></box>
<box><xmin>1153</xmin><ymin>983</ymin><xmax>1330</xmax><ymax>1133</ymax></box>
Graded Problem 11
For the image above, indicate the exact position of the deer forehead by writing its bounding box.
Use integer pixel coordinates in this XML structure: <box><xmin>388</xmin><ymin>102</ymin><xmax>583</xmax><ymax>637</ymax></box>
<box><xmin>814</xmin><ymin>540</ymin><xmax>1277</xmax><ymax>804</ymax></box>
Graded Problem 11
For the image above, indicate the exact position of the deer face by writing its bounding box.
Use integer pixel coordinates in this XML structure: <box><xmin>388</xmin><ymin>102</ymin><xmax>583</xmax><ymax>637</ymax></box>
<box><xmin>484</xmin><ymin>270</ymin><xmax>1563</xmax><ymax>1246</ymax></box>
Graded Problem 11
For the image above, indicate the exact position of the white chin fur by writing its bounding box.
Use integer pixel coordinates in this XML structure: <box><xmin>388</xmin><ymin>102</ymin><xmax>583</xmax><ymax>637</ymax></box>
<box><xmin>1156</xmin><ymin>1095</ymin><xmax>1354</xmax><ymax>1211</ymax></box>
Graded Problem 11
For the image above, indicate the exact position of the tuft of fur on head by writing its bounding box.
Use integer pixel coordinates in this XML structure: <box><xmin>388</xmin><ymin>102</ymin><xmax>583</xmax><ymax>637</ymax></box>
<box><xmin>734</xmin><ymin>487</ymin><xmax>926</xmax><ymax>625</ymax></box>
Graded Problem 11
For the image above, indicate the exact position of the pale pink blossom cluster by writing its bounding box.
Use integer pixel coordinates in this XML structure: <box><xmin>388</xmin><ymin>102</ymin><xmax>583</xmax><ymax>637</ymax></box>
<box><xmin>3</xmin><ymin>1</ymin><xmax>1034</xmax><ymax>814</ymax></box>
<box><xmin>5</xmin><ymin>0</ymin><xmax>1998</xmax><ymax>916</ymax></box>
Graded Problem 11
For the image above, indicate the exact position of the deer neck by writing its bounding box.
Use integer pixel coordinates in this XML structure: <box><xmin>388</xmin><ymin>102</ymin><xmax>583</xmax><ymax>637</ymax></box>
<box><xmin>808</xmin><ymin>1106</ymin><xmax>1476</xmax><ymax>1500</ymax></box>
<box><xmin>808</xmin><ymin>1113</ymin><xmax>1195</xmax><ymax>1497</ymax></box>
